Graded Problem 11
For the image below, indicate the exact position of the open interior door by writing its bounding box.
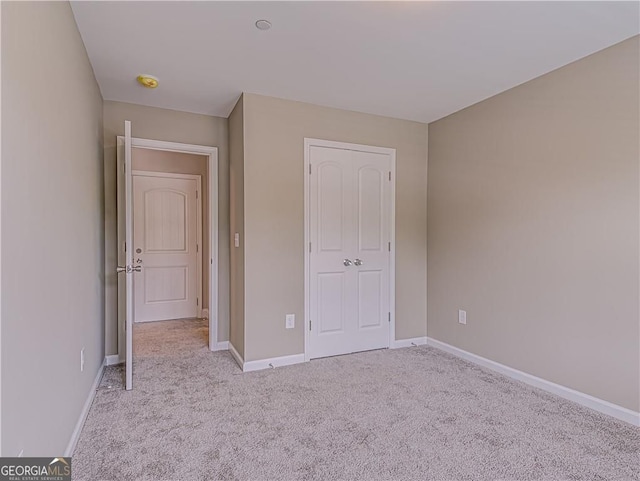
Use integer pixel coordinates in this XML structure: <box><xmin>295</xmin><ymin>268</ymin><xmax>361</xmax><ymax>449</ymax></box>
<box><xmin>116</xmin><ymin>120</ymin><xmax>136</xmax><ymax>390</ymax></box>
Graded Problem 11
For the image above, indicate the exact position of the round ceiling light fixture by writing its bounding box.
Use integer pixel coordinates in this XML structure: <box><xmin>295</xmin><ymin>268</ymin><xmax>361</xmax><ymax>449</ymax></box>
<box><xmin>136</xmin><ymin>74</ymin><xmax>159</xmax><ymax>89</ymax></box>
<box><xmin>255</xmin><ymin>19</ymin><xmax>272</xmax><ymax>31</ymax></box>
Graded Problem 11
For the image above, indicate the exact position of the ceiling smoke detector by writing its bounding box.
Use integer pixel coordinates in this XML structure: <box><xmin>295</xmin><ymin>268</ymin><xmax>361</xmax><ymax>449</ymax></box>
<box><xmin>255</xmin><ymin>20</ymin><xmax>272</xmax><ymax>31</ymax></box>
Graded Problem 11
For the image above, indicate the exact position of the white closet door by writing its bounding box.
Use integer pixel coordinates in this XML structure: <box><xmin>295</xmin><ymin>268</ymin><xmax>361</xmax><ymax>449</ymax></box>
<box><xmin>351</xmin><ymin>150</ymin><xmax>391</xmax><ymax>353</ymax></box>
<box><xmin>309</xmin><ymin>145</ymin><xmax>391</xmax><ymax>359</ymax></box>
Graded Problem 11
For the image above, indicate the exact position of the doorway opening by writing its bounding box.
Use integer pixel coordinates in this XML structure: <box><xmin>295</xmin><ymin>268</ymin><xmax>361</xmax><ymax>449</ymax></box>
<box><xmin>116</xmin><ymin>133</ymin><xmax>219</xmax><ymax>389</ymax></box>
<box><xmin>132</xmin><ymin>151</ymin><xmax>206</xmax><ymax>323</ymax></box>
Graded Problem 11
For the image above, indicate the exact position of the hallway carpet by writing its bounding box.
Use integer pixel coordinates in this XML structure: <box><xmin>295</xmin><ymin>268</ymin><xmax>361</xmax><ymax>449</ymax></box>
<box><xmin>72</xmin><ymin>319</ymin><xmax>639</xmax><ymax>480</ymax></box>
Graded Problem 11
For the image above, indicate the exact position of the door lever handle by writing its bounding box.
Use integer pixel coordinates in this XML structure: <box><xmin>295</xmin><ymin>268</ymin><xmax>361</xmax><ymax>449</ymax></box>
<box><xmin>354</xmin><ymin>259</ymin><xmax>363</xmax><ymax>266</ymax></box>
<box><xmin>343</xmin><ymin>259</ymin><xmax>353</xmax><ymax>266</ymax></box>
<box><xmin>116</xmin><ymin>265</ymin><xmax>142</xmax><ymax>274</ymax></box>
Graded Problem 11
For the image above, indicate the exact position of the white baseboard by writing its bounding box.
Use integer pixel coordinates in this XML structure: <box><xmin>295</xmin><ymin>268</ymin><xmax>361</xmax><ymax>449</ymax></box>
<box><xmin>391</xmin><ymin>336</ymin><xmax>428</xmax><ymax>349</ymax></box>
<box><xmin>65</xmin><ymin>360</ymin><xmax>105</xmax><ymax>456</ymax></box>
<box><xmin>227</xmin><ymin>343</ymin><xmax>306</xmax><ymax>373</ymax></box>
<box><xmin>202</xmin><ymin>308</ymin><xmax>209</xmax><ymax>319</ymax></box>
<box><xmin>213</xmin><ymin>341</ymin><xmax>229</xmax><ymax>351</ymax></box>
<box><xmin>243</xmin><ymin>353</ymin><xmax>306</xmax><ymax>373</ymax></box>
<box><xmin>228</xmin><ymin>342</ymin><xmax>244</xmax><ymax>370</ymax></box>
<box><xmin>104</xmin><ymin>354</ymin><xmax>123</xmax><ymax>366</ymax></box>
<box><xmin>426</xmin><ymin>337</ymin><xmax>640</xmax><ymax>427</ymax></box>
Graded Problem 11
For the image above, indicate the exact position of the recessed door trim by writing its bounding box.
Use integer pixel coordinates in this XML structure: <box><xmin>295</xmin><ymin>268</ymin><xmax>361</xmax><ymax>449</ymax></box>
<box><xmin>116</xmin><ymin>137</ymin><xmax>219</xmax><ymax>353</ymax></box>
<box><xmin>303</xmin><ymin>138</ymin><xmax>396</xmax><ymax>362</ymax></box>
<box><xmin>132</xmin><ymin>170</ymin><xmax>203</xmax><ymax>321</ymax></box>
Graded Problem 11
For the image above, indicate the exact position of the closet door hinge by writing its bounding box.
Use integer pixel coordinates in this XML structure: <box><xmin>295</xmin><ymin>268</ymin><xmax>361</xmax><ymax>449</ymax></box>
<box><xmin>388</xmin><ymin>312</ymin><xmax>391</xmax><ymax>323</ymax></box>
<box><xmin>309</xmin><ymin>320</ymin><xmax>312</xmax><ymax>331</ymax></box>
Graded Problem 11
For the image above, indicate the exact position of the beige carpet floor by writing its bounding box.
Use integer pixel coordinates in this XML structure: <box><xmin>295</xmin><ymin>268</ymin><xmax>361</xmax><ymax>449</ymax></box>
<box><xmin>72</xmin><ymin>319</ymin><xmax>639</xmax><ymax>480</ymax></box>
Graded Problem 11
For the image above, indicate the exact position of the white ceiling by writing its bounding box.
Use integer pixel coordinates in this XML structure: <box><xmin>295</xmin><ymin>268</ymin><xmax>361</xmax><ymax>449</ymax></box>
<box><xmin>71</xmin><ymin>1</ymin><xmax>639</xmax><ymax>123</ymax></box>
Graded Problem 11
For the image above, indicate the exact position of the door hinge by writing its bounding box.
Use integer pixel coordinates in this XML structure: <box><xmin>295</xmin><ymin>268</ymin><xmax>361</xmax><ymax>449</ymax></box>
<box><xmin>309</xmin><ymin>242</ymin><xmax>312</xmax><ymax>253</ymax></box>
<box><xmin>389</xmin><ymin>171</ymin><xmax>391</xmax><ymax>181</ymax></box>
<box><xmin>124</xmin><ymin>242</ymin><xmax>127</xmax><ymax>252</ymax></box>
<box><xmin>309</xmin><ymin>320</ymin><xmax>312</xmax><ymax>331</ymax></box>
<box><xmin>388</xmin><ymin>312</ymin><xmax>391</xmax><ymax>323</ymax></box>
<box><xmin>388</xmin><ymin>242</ymin><xmax>391</xmax><ymax>252</ymax></box>
<box><xmin>196</xmin><ymin>244</ymin><xmax>199</xmax><ymax>253</ymax></box>
<box><xmin>197</xmin><ymin>298</ymin><xmax>199</xmax><ymax>306</ymax></box>
<box><xmin>196</xmin><ymin>190</ymin><xmax>199</xmax><ymax>199</ymax></box>
<box><xmin>309</xmin><ymin>164</ymin><xmax>312</xmax><ymax>174</ymax></box>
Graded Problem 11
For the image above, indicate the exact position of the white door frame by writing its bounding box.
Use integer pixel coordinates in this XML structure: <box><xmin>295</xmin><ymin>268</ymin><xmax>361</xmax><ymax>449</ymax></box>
<box><xmin>116</xmin><ymin>137</ymin><xmax>219</xmax><ymax>352</ymax></box>
<box><xmin>303</xmin><ymin>138</ymin><xmax>396</xmax><ymax>362</ymax></box>
<box><xmin>132</xmin><ymin>170</ymin><xmax>203</xmax><ymax>320</ymax></box>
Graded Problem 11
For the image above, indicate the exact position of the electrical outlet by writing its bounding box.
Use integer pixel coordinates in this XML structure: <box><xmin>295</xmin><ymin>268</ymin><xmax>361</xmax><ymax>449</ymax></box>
<box><xmin>80</xmin><ymin>348</ymin><xmax>85</xmax><ymax>372</ymax></box>
<box><xmin>458</xmin><ymin>310</ymin><xmax>467</xmax><ymax>325</ymax></box>
<box><xmin>285</xmin><ymin>314</ymin><xmax>295</xmax><ymax>329</ymax></box>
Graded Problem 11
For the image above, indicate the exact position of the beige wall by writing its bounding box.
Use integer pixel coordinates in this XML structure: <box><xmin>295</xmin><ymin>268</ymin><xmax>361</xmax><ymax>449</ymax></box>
<box><xmin>132</xmin><ymin>148</ymin><xmax>210</xmax><ymax>309</ymax></box>
<box><xmin>103</xmin><ymin>101</ymin><xmax>229</xmax><ymax>356</ymax></box>
<box><xmin>427</xmin><ymin>37</ymin><xmax>640</xmax><ymax>411</ymax></box>
<box><xmin>1</xmin><ymin>2</ymin><xmax>104</xmax><ymax>455</ymax></box>
<box><xmin>241</xmin><ymin>93</ymin><xmax>428</xmax><ymax>362</ymax></box>
<box><xmin>228</xmin><ymin>96</ymin><xmax>245</xmax><ymax>358</ymax></box>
